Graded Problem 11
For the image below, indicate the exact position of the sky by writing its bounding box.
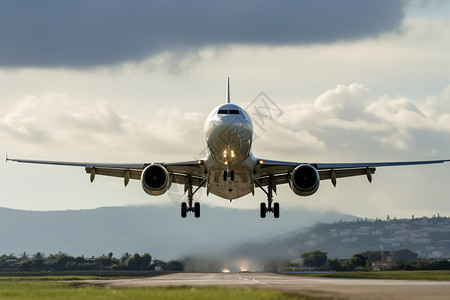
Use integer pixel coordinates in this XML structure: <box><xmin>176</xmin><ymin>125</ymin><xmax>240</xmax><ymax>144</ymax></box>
<box><xmin>1</xmin><ymin>0</ymin><xmax>450</xmax><ymax>220</ymax></box>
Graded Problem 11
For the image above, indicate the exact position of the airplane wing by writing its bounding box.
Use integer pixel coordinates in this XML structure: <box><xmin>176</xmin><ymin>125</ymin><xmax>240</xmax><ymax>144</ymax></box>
<box><xmin>6</xmin><ymin>157</ymin><xmax>207</xmax><ymax>187</ymax></box>
<box><xmin>254</xmin><ymin>158</ymin><xmax>450</xmax><ymax>187</ymax></box>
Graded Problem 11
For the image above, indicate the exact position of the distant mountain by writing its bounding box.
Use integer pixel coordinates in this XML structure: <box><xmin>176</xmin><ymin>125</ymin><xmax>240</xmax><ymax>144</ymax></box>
<box><xmin>0</xmin><ymin>205</ymin><xmax>354</xmax><ymax>261</ymax></box>
<box><xmin>228</xmin><ymin>216</ymin><xmax>450</xmax><ymax>264</ymax></box>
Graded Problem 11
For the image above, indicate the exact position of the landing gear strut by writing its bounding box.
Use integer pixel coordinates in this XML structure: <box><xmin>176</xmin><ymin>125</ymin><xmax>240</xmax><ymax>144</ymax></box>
<box><xmin>255</xmin><ymin>175</ymin><xmax>280</xmax><ymax>219</ymax></box>
<box><xmin>181</xmin><ymin>176</ymin><xmax>206</xmax><ymax>219</ymax></box>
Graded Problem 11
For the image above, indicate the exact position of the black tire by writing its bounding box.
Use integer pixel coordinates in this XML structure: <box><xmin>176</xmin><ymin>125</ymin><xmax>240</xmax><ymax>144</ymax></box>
<box><xmin>274</xmin><ymin>202</ymin><xmax>280</xmax><ymax>218</ymax></box>
<box><xmin>181</xmin><ymin>202</ymin><xmax>187</xmax><ymax>218</ymax></box>
<box><xmin>223</xmin><ymin>171</ymin><xmax>227</xmax><ymax>181</ymax></box>
<box><xmin>230</xmin><ymin>170</ymin><xmax>235</xmax><ymax>181</ymax></box>
<box><xmin>194</xmin><ymin>202</ymin><xmax>200</xmax><ymax>218</ymax></box>
<box><xmin>260</xmin><ymin>203</ymin><xmax>266</xmax><ymax>218</ymax></box>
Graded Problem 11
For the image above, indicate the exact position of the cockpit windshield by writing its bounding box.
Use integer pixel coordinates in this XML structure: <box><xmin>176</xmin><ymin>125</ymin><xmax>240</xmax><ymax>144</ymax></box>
<box><xmin>218</xmin><ymin>109</ymin><xmax>242</xmax><ymax>115</ymax></box>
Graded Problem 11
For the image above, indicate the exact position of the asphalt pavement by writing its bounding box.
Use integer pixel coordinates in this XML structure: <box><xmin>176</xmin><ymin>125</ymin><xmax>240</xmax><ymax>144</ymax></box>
<box><xmin>83</xmin><ymin>272</ymin><xmax>450</xmax><ymax>300</ymax></box>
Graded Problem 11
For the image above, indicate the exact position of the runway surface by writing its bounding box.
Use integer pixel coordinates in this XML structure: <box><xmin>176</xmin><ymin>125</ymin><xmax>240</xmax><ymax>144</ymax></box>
<box><xmin>84</xmin><ymin>272</ymin><xmax>450</xmax><ymax>300</ymax></box>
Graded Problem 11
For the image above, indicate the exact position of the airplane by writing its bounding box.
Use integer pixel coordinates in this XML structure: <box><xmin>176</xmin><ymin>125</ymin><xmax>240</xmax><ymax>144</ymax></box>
<box><xmin>6</xmin><ymin>78</ymin><xmax>450</xmax><ymax>219</ymax></box>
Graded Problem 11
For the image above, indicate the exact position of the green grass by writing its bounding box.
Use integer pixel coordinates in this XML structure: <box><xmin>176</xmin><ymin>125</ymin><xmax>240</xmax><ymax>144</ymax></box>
<box><xmin>0</xmin><ymin>277</ymin><xmax>312</xmax><ymax>300</ymax></box>
<box><xmin>292</xmin><ymin>270</ymin><xmax>450</xmax><ymax>281</ymax></box>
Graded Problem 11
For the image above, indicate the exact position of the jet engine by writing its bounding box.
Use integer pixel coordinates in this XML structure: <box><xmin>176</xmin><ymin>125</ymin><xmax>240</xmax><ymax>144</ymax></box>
<box><xmin>289</xmin><ymin>164</ymin><xmax>320</xmax><ymax>196</ymax></box>
<box><xmin>141</xmin><ymin>164</ymin><xmax>172</xmax><ymax>196</ymax></box>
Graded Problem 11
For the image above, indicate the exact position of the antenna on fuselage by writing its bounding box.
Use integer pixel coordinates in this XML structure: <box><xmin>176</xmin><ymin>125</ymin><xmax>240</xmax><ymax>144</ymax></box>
<box><xmin>226</xmin><ymin>77</ymin><xmax>230</xmax><ymax>103</ymax></box>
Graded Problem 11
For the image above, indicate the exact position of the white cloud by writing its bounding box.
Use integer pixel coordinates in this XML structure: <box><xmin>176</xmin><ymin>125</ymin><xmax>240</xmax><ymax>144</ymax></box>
<box><xmin>374</xmin><ymin>129</ymin><xmax>414</xmax><ymax>151</ymax></box>
<box><xmin>0</xmin><ymin>94</ymin><xmax>205</xmax><ymax>161</ymax></box>
<box><xmin>314</xmin><ymin>83</ymin><xmax>371</xmax><ymax>120</ymax></box>
<box><xmin>424</xmin><ymin>85</ymin><xmax>450</xmax><ymax>118</ymax></box>
<box><xmin>256</xmin><ymin>83</ymin><xmax>450</xmax><ymax>158</ymax></box>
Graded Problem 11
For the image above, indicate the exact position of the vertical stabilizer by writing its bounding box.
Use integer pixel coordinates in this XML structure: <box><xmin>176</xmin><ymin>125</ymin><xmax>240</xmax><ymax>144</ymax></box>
<box><xmin>226</xmin><ymin>77</ymin><xmax>230</xmax><ymax>103</ymax></box>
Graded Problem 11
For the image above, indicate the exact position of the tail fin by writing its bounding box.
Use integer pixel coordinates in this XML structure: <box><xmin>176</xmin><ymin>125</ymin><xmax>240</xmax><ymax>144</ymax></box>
<box><xmin>226</xmin><ymin>77</ymin><xmax>230</xmax><ymax>103</ymax></box>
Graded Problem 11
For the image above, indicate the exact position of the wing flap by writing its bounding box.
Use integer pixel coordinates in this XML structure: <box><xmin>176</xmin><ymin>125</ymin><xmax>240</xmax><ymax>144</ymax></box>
<box><xmin>172</xmin><ymin>174</ymin><xmax>206</xmax><ymax>187</ymax></box>
<box><xmin>255</xmin><ymin>174</ymin><xmax>290</xmax><ymax>187</ymax></box>
<box><xmin>319</xmin><ymin>167</ymin><xmax>375</xmax><ymax>180</ymax></box>
<box><xmin>85</xmin><ymin>167</ymin><xmax>142</xmax><ymax>180</ymax></box>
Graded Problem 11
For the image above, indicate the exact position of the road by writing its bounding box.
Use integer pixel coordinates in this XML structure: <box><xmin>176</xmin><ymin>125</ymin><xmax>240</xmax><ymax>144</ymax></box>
<box><xmin>84</xmin><ymin>272</ymin><xmax>450</xmax><ymax>300</ymax></box>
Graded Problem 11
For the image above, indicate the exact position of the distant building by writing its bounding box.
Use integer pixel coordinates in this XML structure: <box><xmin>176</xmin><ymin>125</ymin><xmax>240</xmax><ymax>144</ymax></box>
<box><xmin>372</xmin><ymin>260</ymin><xmax>394</xmax><ymax>270</ymax></box>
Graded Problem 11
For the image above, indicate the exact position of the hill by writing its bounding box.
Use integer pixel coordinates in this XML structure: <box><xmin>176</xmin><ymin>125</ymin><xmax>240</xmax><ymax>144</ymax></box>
<box><xmin>230</xmin><ymin>216</ymin><xmax>450</xmax><ymax>262</ymax></box>
<box><xmin>0</xmin><ymin>205</ymin><xmax>353</xmax><ymax>261</ymax></box>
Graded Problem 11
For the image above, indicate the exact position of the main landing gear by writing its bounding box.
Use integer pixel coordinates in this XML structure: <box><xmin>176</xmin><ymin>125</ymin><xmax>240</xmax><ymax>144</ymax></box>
<box><xmin>255</xmin><ymin>175</ymin><xmax>280</xmax><ymax>219</ymax></box>
<box><xmin>181</xmin><ymin>176</ymin><xmax>206</xmax><ymax>219</ymax></box>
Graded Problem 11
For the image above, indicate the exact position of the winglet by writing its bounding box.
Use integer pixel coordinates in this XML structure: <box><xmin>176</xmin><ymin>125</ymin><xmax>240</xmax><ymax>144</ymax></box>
<box><xmin>226</xmin><ymin>77</ymin><xmax>230</xmax><ymax>103</ymax></box>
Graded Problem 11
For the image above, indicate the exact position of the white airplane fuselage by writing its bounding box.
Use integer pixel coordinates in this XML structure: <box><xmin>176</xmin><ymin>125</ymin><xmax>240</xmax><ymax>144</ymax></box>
<box><xmin>203</xmin><ymin>103</ymin><xmax>257</xmax><ymax>199</ymax></box>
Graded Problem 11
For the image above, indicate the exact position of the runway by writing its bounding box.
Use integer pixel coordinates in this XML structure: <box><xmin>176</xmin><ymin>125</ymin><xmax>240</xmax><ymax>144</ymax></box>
<box><xmin>84</xmin><ymin>272</ymin><xmax>450</xmax><ymax>300</ymax></box>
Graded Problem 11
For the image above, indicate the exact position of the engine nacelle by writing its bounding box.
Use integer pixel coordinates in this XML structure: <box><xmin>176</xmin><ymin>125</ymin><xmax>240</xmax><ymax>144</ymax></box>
<box><xmin>289</xmin><ymin>164</ymin><xmax>320</xmax><ymax>196</ymax></box>
<box><xmin>141</xmin><ymin>164</ymin><xmax>172</xmax><ymax>196</ymax></box>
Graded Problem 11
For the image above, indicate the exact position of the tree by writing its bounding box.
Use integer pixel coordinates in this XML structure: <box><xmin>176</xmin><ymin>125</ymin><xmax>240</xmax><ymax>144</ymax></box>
<box><xmin>53</xmin><ymin>253</ymin><xmax>74</xmax><ymax>271</ymax></box>
<box><xmin>126</xmin><ymin>253</ymin><xmax>142</xmax><ymax>270</ymax></box>
<box><xmin>121</xmin><ymin>252</ymin><xmax>131</xmax><ymax>263</ymax></box>
<box><xmin>326</xmin><ymin>258</ymin><xmax>343</xmax><ymax>271</ymax></box>
<box><xmin>32</xmin><ymin>252</ymin><xmax>45</xmax><ymax>270</ymax></box>
<box><xmin>300</xmin><ymin>250</ymin><xmax>327</xmax><ymax>268</ymax></box>
<box><xmin>165</xmin><ymin>260</ymin><xmax>183</xmax><ymax>271</ymax></box>
<box><xmin>141</xmin><ymin>253</ymin><xmax>152</xmax><ymax>270</ymax></box>
<box><xmin>350</xmin><ymin>254</ymin><xmax>367</xmax><ymax>269</ymax></box>
<box><xmin>18</xmin><ymin>260</ymin><xmax>32</xmax><ymax>271</ymax></box>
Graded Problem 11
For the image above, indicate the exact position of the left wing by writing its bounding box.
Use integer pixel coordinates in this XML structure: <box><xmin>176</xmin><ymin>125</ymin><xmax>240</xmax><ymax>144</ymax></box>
<box><xmin>254</xmin><ymin>158</ymin><xmax>450</xmax><ymax>187</ymax></box>
<box><xmin>6</xmin><ymin>156</ymin><xmax>207</xmax><ymax>187</ymax></box>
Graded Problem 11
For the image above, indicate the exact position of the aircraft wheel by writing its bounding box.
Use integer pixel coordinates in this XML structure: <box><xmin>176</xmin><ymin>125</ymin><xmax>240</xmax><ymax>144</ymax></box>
<box><xmin>181</xmin><ymin>202</ymin><xmax>187</xmax><ymax>218</ymax></box>
<box><xmin>194</xmin><ymin>202</ymin><xmax>201</xmax><ymax>218</ymax></box>
<box><xmin>260</xmin><ymin>203</ymin><xmax>267</xmax><ymax>218</ymax></box>
<box><xmin>274</xmin><ymin>202</ymin><xmax>280</xmax><ymax>218</ymax></box>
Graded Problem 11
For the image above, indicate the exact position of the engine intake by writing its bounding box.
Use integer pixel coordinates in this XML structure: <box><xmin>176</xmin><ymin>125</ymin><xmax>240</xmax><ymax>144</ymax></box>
<box><xmin>289</xmin><ymin>164</ymin><xmax>320</xmax><ymax>196</ymax></box>
<box><xmin>141</xmin><ymin>164</ymin><xmax>172</xmax><ymax>196</ymax></box>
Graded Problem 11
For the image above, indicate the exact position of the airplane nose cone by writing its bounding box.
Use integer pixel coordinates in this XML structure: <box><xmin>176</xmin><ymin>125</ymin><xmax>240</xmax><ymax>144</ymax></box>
<box><xmin>206</xmin><ymin>120</ymin><xmax>252</xmax><ymax>164</ymax></box>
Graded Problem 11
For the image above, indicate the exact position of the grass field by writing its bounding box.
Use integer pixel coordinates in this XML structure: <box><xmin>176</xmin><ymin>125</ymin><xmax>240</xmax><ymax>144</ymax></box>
<box><xmin>0</xmin><ymin>277</ymin><xmax>312</xmax><ymax>300</ymax></box>
<box><xmin>293</xmin><ymin>270</ymin><xmax>450</xmax><ymax>281</ymax></box>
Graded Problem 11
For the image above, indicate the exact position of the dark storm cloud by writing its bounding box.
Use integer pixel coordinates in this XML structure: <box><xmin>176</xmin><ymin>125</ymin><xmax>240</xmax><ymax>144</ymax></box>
<box><xmin>0</xmin><ymin>0</ymin><xmax>407</xmax><ymax>68</ymax></box>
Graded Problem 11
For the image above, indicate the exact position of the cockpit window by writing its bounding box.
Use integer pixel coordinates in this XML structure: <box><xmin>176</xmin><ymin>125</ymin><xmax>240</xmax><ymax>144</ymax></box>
<box><xmin>217</xmin><ymin>109</ymin><xmax>244</xmax><ymax>116</ymax></box>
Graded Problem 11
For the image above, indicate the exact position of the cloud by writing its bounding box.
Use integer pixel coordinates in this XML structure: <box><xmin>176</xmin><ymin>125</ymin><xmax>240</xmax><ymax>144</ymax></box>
<box><xmin>314</xmin><ymin>84</ymin><xmax>371</xmax><ymax>119</ymax></box>
<box><xmin>263</xmin><ymin>83</ymin><xmax>450</xmax><ymax>156</ymax></box>
<box><xmin>0</xmin><ymin>94</ymin><xmax>205</xmax><ymax>160</ymax></box>
<box><xmin>0</xmin><ymin>0</ymin><xmax>407</xmax><ymax>68</ymax></box>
